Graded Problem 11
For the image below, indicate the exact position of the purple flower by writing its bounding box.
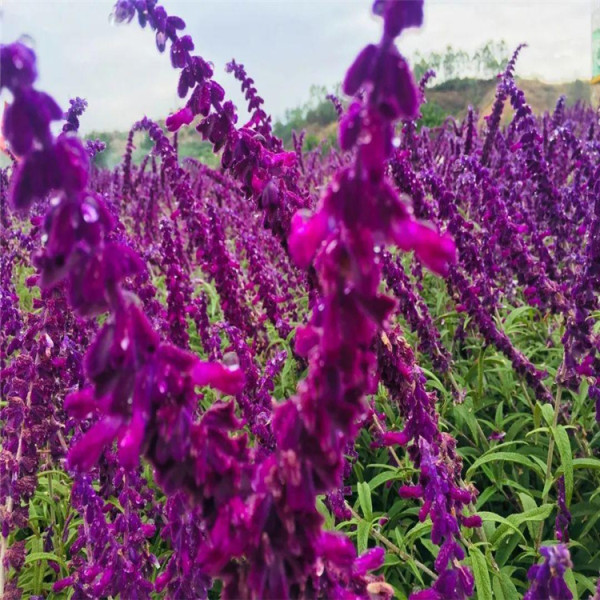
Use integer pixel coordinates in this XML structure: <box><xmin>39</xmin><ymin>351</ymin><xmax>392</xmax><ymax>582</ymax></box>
<box><xmin>8</xmin><ymin>147</ymin><xmax>59</xmax><ymax>211</ymax></box>
<box><xmin>63</xmin><ymin>96</ymin><xmax>88</xmax><ymax>133</ymax></box>
<box><xmin>393</xmin><ymin>221</ymin><xmax>456</xmax><ymax>276</ymax></box>
<box><xmin>373</xmin><ymin>0</ymin><xmax>424</xmax><ymax>38</ymax></box>
<box><xmin>555</xmin><ymin>476</ymin><xmax>571</xmax><ymax>543</ymax></box>
<box><xmin>410</xmin><ymin>566</ymin><xmax>474</xmax><ymax>600</ymax></box>
<box><xmin>343</xmin><ymin>44</ymin><xmax>419</xmax><ymax>120</ymax></box>
<box><xmin>191</xmin><ymin>361</ymin><xmax>245</xmax><ymax>395</ymax></box>
<box><xmin>0</xmin><ymin>42</ymin><xmax>37</xmax><ymax>90</ymax></box>
<box><xmin>2</xmin><ymin>89</ymin><xmax>62</xmax><ymax>155</ymax></box>
<box><xmin>288</xmin><ymin>209</ymin><xmax>330</xmax><ymax>269</ymax></box>
<box><xmin>165</xmin><ymin>106</ymin><xmax>194</xmax><ymax>132</ymax></box>
<box><xmin>524</xmin><ymin>545</ymin><xmax>573</xmax><ymax>600</ymax></box>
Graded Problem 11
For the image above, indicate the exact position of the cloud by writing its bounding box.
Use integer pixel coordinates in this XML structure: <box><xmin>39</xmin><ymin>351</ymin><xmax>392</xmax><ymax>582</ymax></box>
<box><xmin>2</xmin><ymin>0</ymin><xmax>595</xmax><ymax>134</ymax></box>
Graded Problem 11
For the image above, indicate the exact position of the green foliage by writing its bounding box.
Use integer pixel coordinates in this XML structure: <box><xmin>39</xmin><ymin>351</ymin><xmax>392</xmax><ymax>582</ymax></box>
<box><xmin>413</xmin><ymin>40</ymin><xmax>510</xmax><ymax>84</ymax></box>
<box><xmin>85</xmin><ymin>125</ymin><xmax>219</xmax><ymax>170</ymax></box>
<box><xmin>273</xmin><ymin>84</ymin><xmax>340</xmax><ymax>147</ymax></box>
<box><xmin>12</xmin><ymin>204</ymin><xmax>600</xmax><ymax>599</ymax></box>
<box><xmin>417</xmin><ymin>101</ymin><xmax>447</xmax><ymax>130</ymax></box>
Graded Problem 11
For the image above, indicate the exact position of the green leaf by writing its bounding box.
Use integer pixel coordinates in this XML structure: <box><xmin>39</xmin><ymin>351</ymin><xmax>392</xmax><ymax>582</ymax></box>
<box><xmin>541</xmin><ymin>403</ymin><xmax>554</xmax><ymax>427</ymax></box>
<box><xmin>574</xmin><ymin>572</ymin><xmax>600</xmax><ymax>596</ymax></box>
<box><xmin>469</xmin><ymin>546</ymin><xmax>493</xmax><ymax>600</ymax></box>
<box><xmin>564</xmin><ymin>567</ymin><xmax>577</xmax><ymax>599</ymax></box>
<box><xmin>368</xmin><ymin>470</ymin><xmax>403</xmax><ymax>491</ymax></box>
<box><xmin>24</xmin><ymin>552</ymin><xmax>66</xmax><ymax>569</ymax></box>
<box><xmin>476</xmin><ymin>511</ymin><xmax>527</xmax><ymax>543</ymax></box>
<box><xmin>503</xmin><ymin>306</ymin><xmax>536</xmax><ymax>332</ymax></box>
<box><xmin>357</xmin><ymin>481</ymin><xmax>373</xmax><ymax>520</ymax></box>
<box><xmin>525</xmin><ymin>427</ymin><xmax>550</xmax><ymax>437</ymax></box>
<box><xmin>477</xmin><ymin>346</ymin><xmax>487</xmax><ymax>404</ymax></box>
<box><xmin>490</xmin><ymin>504</ymin><xmax>553</xmax><ymax>548</ymax></box>
<box><xmin>476</xmin><ymin>486</ymin><xmax>499</xmax><ymax>510</ymax></box>
<box><xmin>453</xmin><ymin>402</ymin><xmax>481</xmax><ymax>443</ymax></box>
<box><xmin>316</xmin><ymin>496</ymin><xmax>335</xmax><ymax>530</ymax></box>
<box><xmin>356</xmin><ymin>520</ymin><xmax>370</xmax><ymax>554</ymax></box>
<box><xmin>466</xmin><ymin>451</ymin><xmax>540</xmax><ymax>479</ymax></box>
<box><xmin>493</xmin><ymin>570</ymin><xmax>520</xmax><ymax>600</ymax></box>
<box><xmin>552</xmin><ymin>425</ymin><xmax>573</xmax><ymax>506</ymax></box>
<box><xmin>517</xmin><ymin>493</ymin><xmax>540</xmax><ymax>541</ymax></box>
<box><xmin>496</xmin><ymin>532</ymin><xmax>521</xmax><ymax>567</ymax></box>
<box><xmin>495</xmin><ymin>401</ymin><xmax>504</xmax><ymax>429</ymax></box>
<box><xmin>403</xmin><ymin>520</ymin><xmax>432</xmax><ymax>548</ymax></box>
<box><xmin>533</xmin><ymin>403</ymin><xmax>542</xmax><ymax>429</ymax></box>
<box><xmin>420</xmin><ymin>367</ymin><xmax>448</xmax><ymax>397</ymax></box>
<box><xmin>570</xmin><ymin>458</ymin><xmax>600</xmax><ymax>471</ymax></box>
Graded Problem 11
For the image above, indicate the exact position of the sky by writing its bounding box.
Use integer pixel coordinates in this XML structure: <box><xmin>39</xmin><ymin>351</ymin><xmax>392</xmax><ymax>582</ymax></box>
<box><xmin>2</xmin><ymin>0</ymin><xmax>598</xmax><ymax>134</ymax></box>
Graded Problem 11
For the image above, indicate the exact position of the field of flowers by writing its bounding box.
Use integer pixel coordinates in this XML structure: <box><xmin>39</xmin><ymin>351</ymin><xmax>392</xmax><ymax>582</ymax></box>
<box><xmin>1</xmin><ymin>0</ymin><xmax>600</xmax><ymax>598</ymax></box>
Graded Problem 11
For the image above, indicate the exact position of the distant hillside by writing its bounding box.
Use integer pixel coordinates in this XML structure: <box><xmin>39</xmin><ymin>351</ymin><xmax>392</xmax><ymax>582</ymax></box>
<box><xmin>425</xmin><ymin>77</ymin><xmax>591</xmax><ymax>123</ymax></box>
<box><xmin>271</xmin><ymin>78</ymin><xmax>594</xmax><ymax>148</ymax></box>
<box><xmin>61</xmin><ymin>77</ymin><xmax>595</xmax><ymax>170</ymax></box>
<box><xmin>0</xmin><ymin>77</ymin><xmax>593</xmax><ymax>171</ymax></box>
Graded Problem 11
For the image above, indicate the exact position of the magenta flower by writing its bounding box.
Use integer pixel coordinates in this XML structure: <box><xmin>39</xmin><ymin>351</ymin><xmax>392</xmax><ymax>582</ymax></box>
<box><xmin>524</xmin><ymin>545</ymin><xmax>573</xmax><ymax>600</ymax></box>
<box><xmin>165</xmin><ymin>106</ymin><xmax>194</xmax><ymax>132</ymax></box>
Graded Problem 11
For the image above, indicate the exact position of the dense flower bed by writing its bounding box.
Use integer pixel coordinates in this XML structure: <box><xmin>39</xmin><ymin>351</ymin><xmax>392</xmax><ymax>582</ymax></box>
<box><xmin>1</xmin><ymin>1</ymin><xmax>599</xmax><ymax>598</ymax></box>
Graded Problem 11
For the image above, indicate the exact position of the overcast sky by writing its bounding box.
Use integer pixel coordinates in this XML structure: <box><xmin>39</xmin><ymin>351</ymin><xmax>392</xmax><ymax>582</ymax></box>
<box><xmin>2</xmin><ymin>1</ymin><xmax>598</xmax><ymax>134</ymax></box>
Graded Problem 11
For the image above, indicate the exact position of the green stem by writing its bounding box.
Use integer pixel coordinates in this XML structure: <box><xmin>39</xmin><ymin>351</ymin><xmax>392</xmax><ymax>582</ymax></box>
<box><xmin>346</xmin><ymin>505</ymin><xmax>437</xmax><ymax>580</ymax></box>
<box><xmin>371</xmin><ymin>413</ymin><xmax>403</xmax><ymax>467</ymax></box>
<box><xmin>536</xmin><ymin>384</ymin><xmax>563</xmax><ymax>548</ymax></box>
<box><xmin>446</xmin><ymin>371</ymin><xmax>489</xmax><ymax>450</ymax></box>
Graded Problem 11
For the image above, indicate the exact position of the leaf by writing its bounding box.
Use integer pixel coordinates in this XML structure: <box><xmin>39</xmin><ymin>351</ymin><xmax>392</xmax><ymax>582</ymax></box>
<box><xmin>419</xmin><ymin>367</ymin><xmax>448</xmax><ymax>397</ymax></box>
<box><xmin>24</xmin><ymin>552</ymin><xmax>66</xmax><ymax>569</ymax></box>
<box><xmin>466</xmin><ymin>451</ymin><xmax>540</xmax><ymax>479</ymax></box>
<box><xmin>403</xmin><ymin>520</ymin><xmax>432</xmax><ymax>548</ymax></box>
<box><xmin>574</xmin><ymin>572</ymin><xmax>600</xmax><ymax>596</ymax></box>
<box><xmin>564</xmin><ymin>567</ymin><xmax>577</xmax><ymax>599</ymax></box>
<box><xmin>525</xmin><ymin>427</ymin><xmax>550</xmax><ymax>437</ymax></box>
<box><xmin>477</xmin><ymin>346</ymin><xmax>486</xmax><ymax>404</ymax></box>
<box><xmin>476</xmin><ymin>486</ymin><xmax>499</xmax><ymax>510</ymax></box>
<box><xmin>453</xmin><ymin>402</ymin><xmax>480</xmax><ymax>443</ymax></box>
<box><xmin>469</xmin><ymin>546</ymin><xmax>493</xmax><ymax>600</ymax></box>
<box><xmin>368</xmin><ymin>470</ymin><xmax>402</xmax><ymax>491</ymax></box>
<box><xmin>476</xmin><ymin>511</ymin><xmax>527</xmax><ymax>543</ymax></box>
<box><xmin>356</xmin><ymin>520</ymin><xmax>370</xmax><ymax>554</ymax></box>
<box><xmin>503</xmin><ymin>306</ymin><xmax>535</xmax><ymax>332</ymax></box>
<box><xmin>493</xmin><ymin>570</ymin><xmax>520</xmax><ymax>600</ymax></box>
<box><xmin>490</xmin><ymin>504</ymin><xmax>553</xmax><ymax>548</ymax></box>
<box><xmin>496</xmin><ymin>532</ymin><xmax>521</xmax><ymax>567</ymax></box>
<box><xmin>570</xmin><ymin>458</ymin><xmax>600</xmax><ymax>471</ymax></box>
<box><xmin>357</xmin><ymin>481</ymin><xmax>373</xmax><ymax>520</ymax></box>
<box><xmin>541</xmin><ymin>403</ymin><xmax>554</xmax><ymax>427</ymax></box>
<box><xmin>517</xmin><ymin>493</ymin><xmax>540</xmax><ymax>541</ymax></box>
<box><xmin>533</xmin><ymin>403</ymin><xmax>542</xmax><ymax>429</ymax></box>
<box><xmin>552</xmin><ymin>425</ymin><xmax>573</xmax><ymax>506</ymax></box>
<box><xmin>316</xmin><ymin>496</ymin><xmax>334</xmax><ymax>530</ymax></box>
<box><xmin>495</xmin><ymin>401</ymin><xmax>504</xmax><ymax>429</ymax></box>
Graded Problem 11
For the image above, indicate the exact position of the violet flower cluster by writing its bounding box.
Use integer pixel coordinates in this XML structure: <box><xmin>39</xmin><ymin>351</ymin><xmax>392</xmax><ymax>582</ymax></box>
<box><xmin>524</xmin><ymin>545</ymin><xmax>573</xmax><ymax>600</ymax></box>
<box><xmin>377</xmin><ymin>331</ymin><xmax>478</xmax><ymax>599</ymax></box>
<box><xmin>2</xmin><ymin>0</ymin><xmax>600</xmax><ymax>597</ymax></box>
<box><xmin>0</xmin><ymin>36</ymin><xmax>251</xmax><ymax>590</ymax></box>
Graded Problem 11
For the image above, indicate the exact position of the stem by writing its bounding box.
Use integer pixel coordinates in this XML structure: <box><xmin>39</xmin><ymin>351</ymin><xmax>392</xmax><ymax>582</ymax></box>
<box><xmin>371</xmin><ymin>413</ymin><xmax>403</xmax><ymax>468</ymax></box>
<box><xmin>0</xmin><ymin>380</ymin><xmax>34</xmax><ymax>595</ymax></box>
<box><xmin>446</xmin><ymin>370</ymin><xmax>462</xmax><ymax>398</ymax></box>
<box><xmin>446</xmin><ymin>371</ymin><xmax>489</xmax><ymax>450</ymax></box>
<box><xmin>536</xmin><ymin>383</ymin><xmax>563</xmax><ymax>549</ymax></box>
<box><xmin>520</xmin><ymin>382</ymin><xmax>535</xmax><ymax>412</ymax></box>
<box><xmin>373</xmin><ymin>405</ymin><xmax>496</xmax><ymax>570</ymax></box>
<box><xmin>346</xmin><ymin>505</ymin><xmax>437</xmax><ymax>580</ymax></box>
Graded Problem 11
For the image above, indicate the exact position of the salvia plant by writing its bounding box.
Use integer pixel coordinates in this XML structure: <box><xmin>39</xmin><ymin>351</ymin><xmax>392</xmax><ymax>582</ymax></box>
<box><xmin>0</xmin><ymin>0</ymin><xmax>599</xmax><ymax>598</ymax></box>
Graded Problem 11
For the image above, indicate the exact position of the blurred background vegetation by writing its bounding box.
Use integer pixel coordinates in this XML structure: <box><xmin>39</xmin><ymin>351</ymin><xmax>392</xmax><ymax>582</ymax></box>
<box><xmin>80</xmin><ymin>40</ymin><xmax>592</xmax><ymax>170</ymax></box>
